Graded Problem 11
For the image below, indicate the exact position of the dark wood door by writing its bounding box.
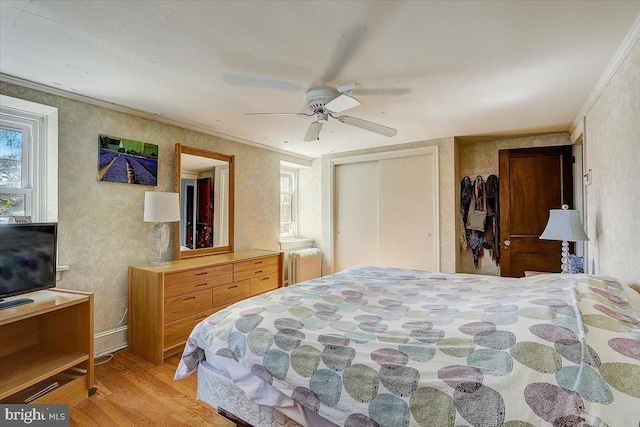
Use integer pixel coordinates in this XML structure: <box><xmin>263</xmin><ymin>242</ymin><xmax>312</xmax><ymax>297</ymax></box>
<box><xmin>499</xmin><ymin>146</ymin><xmax>573</xmax><ymax>277</ymax></box>
<box><xmin>185</xmin><ymin>185</ymin><xmax>194</xmax><ymax>248</ymax></box>
<box><xmin>196</xmin><ymin>177</ymin><xmax>213</xmax><ymax>248</ymax></box>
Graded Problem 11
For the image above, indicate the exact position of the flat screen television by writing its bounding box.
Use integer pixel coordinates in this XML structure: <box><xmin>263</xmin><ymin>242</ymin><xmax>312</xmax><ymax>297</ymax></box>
<box><xmin>0</xmin><ymin>223</ymin><xmax>57</xmax><ymax>310</ymax></box>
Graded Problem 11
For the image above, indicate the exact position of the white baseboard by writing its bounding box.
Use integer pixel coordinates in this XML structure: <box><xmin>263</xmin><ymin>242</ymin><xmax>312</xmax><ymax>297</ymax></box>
<box><xmin>94</xmin><ymin>326</ymin><xmax>127</xmax><ymax>358</ymax></box>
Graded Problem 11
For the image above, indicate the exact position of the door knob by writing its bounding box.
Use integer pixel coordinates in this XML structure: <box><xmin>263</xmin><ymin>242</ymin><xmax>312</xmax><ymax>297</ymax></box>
<box><xmin>503</xmin><ymin>240</ymin><xmax>511</xmax><ymax>247</ymax></box>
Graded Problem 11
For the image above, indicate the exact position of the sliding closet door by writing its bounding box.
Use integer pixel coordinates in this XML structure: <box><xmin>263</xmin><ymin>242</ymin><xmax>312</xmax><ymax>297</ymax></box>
<box><xmin>379</xmin><ymin>155</ymin><xmax>436</xmax><ymax>271</ymax></box>
<box><xmin>334</xmin><ymin>150</ymin><xmax>438</xmax><ymax>273</ymax></box>
<box><xmin>334</xmin><ymin>161</ymin><xmax>379</xmax><ymax>272</ymax></box>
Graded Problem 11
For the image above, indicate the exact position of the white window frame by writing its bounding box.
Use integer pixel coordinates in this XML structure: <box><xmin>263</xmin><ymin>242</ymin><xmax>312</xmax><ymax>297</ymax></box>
<box><xmin>0</xmin><ymin>95</ymin><xmax>58</xmax><ymax>222</ymax></box>
<box><xmin>280</xmin><ymin>166</ymin><xmax>298</xmax><ymax>238</ymax></box>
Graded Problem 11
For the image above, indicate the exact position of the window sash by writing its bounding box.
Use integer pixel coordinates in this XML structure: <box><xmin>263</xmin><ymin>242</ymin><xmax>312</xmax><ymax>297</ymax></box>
<box><xmin>280</xmin><ymin>168</ymin><xmax>297</xmax><ymax>237</ymax></box>
<box><xmin>0</xmin><ymin>116</ymin><xmax>33</xmax><ymax>189</ymax></box>
<box><xmin>0</xmin><ymin>191</ymin><xmax>30</xmax><ymax>217</ymax></box>
<box><xmin>0</xmin><ymin>114</ymin><xmax>37</xmax><ymax>219</ymax></box>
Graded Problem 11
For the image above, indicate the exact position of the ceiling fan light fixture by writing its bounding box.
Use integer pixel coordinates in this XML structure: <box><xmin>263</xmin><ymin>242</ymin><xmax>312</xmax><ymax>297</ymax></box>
<box><xmin>305</xmin><ymin>86</ymin><xmax>340</xmax><ymax>113</ymax></box>
<box><xmin>246</xmin><ymin>84</ymin><xmax>396</xmax><ymax>142</ymax></box>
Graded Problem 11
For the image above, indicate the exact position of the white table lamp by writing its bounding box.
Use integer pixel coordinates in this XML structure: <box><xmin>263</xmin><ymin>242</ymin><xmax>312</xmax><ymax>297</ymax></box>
<box><xmin>539</xmin><ymin>204</ymin><xmax>589</xmax><ymax>274</ymax></box>
<box><xmin>143</xmin><ymin>191</ymin><xmax>180</xmax><ymax>265</ymax></box>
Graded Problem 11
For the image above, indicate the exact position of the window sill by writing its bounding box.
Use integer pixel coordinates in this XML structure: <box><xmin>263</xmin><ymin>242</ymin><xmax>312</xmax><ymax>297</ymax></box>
<box><xmin>279</xmin><ymin>238</ymin><xmax>314</xmax><ymax>251</ymax></box>
<box><xmin>56</xmin><ymin>265</ymin><xmax>69</xmax><ymax>281</ymax></box>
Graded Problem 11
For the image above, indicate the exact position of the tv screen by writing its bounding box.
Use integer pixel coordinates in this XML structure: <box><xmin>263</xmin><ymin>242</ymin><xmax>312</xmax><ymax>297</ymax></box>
<box><xmin>0</xmin><ymin>223</ymin><xmax>57</xmax><ymax>302</ymax></box>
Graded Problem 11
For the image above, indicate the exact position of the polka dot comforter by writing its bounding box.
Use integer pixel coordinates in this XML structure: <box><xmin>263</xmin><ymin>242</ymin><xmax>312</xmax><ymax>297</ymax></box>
<box><xmin>175</xmin><ymin>267</ymin><xmax>640</xmax><ymax>427</ymax></box>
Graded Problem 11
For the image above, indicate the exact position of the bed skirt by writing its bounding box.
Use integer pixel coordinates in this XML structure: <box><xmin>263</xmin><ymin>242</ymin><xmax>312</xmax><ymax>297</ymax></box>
<box><xmin>197</xmin><ymin>361</ymin><xmax>302</xmax><ymax>427</ymax></box>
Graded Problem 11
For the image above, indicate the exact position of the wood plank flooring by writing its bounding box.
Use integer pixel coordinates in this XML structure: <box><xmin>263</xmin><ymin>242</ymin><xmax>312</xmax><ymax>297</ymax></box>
<box><xmin>70</xmin><ymin>350</ymin><xmax>233</xmax><ymax>427</ymax></box>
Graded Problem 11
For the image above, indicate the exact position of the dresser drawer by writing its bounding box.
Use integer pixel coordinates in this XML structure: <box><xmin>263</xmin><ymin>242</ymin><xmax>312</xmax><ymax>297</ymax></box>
<box><xmin>164</xmin><ymin>308</ymin><xmax>216</xmax><ymax>349</ymax></box>
<box><xmin>251</xmin><ymin>273</ymin><xmax>279</xmax><ymax>295</ymax></box>
<box><xmin>234</xmin><ymin>256</ymin><xmax>279</xmax><ymax>281</ymax></box>
<box><xmin>212</xmin><ymin>280</ymin><xmax>250</xmax><ymax>308</ymax></box>
<box><xmin>235</xmin><ymin>255</ymin><xmax>279</xmax><ymax>273</ymax></box>
<box><xmin>165</xmin><ymin>265</ymin><xmax>232</xmax><ymax>298</ymax></box>
<box><xmin>164</xmin><ymin>289</ymin><xmax>212</xmax><ymax>323</ymax></box>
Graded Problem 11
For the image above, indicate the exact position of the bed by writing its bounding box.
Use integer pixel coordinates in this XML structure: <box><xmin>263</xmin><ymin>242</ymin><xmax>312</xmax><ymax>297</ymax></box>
<box><xmin>175</xmin><ymin>266</ymin><xmax>640</xmax><ymax>427</ymax></box>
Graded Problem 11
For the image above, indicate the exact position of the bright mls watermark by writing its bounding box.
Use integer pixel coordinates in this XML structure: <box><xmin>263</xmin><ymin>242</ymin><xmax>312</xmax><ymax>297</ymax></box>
<box><xmin>1</xmin><ymin>405</ymin><xmax>69</xmax><ymax>426</ymax></box>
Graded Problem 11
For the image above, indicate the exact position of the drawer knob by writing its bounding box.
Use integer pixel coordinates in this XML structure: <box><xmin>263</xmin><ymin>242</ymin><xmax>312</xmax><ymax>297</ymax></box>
<box><xmin>195</xmin><ymin>283</ymin><xmax>208</xmax><ymax>287</ymax></box>
<box><xmin>183</xmin><ymin>296</ymin><xmax>196</xmax><ymax>301</ymax></box>
<box><xmin>196</xmin><ymin>272</ymin><xmax>208</xmax><ymax>276</ymax></box>
<box><xmin>255</xmin><ymin>261</ymin><xmax>263</xmax><ymax>265</ymax></box>
<box><xmin>228</xmin><ymin>285</ymin><xmax>238</xmax><ymax>289</ymax></box>
<box><xmin>262</xmin><ymin>277</ymin><xmax>269</xmax><ymax>281</ymax></box>
<box><xmin>255</xmin><ymin>270</ymin><xmax>263</xmax><ymax>274</ymax></box>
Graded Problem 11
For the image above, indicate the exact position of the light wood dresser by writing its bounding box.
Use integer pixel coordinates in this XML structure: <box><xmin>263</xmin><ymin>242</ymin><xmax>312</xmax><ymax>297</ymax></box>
<box><xmin>127</xmin><ymin>249</ymin><xmax>283</xmax><ymax>364</ymax></box>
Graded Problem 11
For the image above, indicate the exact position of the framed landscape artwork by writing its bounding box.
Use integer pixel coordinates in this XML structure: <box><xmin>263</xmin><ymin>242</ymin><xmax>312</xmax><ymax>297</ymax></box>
<box><xmin>98</xmin><ymin>134</ymin><xmax>158</xmax><ymax>186</ymax></box>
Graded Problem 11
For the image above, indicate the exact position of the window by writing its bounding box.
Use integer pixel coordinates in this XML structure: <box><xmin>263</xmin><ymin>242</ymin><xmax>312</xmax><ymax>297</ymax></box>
<box><xmin>1</xmin><ymin>114</ymin><xmax>35</xmax><ymax>217</ymax></box>
<box><xmin>280</xmin><ymin>167</ymin><xmax>297</xmax><ymax>237</ymax></box>
<box><xmin>0</xmin><ymin>95</ymin><xmax>58</xmax><ymax>222</ymax></box>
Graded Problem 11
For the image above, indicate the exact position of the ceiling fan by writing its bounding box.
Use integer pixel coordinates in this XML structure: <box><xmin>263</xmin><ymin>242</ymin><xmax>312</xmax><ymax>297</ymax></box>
<box><xmin>246</xmin><ymin>83</ymin><xmax>397</xmax><ymax>142</ymax></box>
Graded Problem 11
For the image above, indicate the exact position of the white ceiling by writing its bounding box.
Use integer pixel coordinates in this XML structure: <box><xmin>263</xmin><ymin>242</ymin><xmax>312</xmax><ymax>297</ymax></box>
<box><xmin>1</xmin><ymin>1</ymin><xmax>639</xmax><ymax>158</ymax></box>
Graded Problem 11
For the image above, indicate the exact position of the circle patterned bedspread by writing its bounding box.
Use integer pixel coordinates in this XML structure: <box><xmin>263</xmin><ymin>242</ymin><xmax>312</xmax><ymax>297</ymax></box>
<box><xmin>176</xmin><ymin>267</ymin><xmax>640</xmax><ymax>427</ymax></box>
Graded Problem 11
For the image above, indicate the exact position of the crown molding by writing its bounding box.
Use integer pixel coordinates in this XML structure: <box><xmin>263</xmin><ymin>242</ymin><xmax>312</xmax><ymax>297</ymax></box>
<box><xmin>0</xmin><ymin>73</ymin><xmax>313</xmax><ymax>163</ymax></box>
<box><xmin>569</xmin><ymin>15</ymin><xmax>640</xmax><ymax>139</ymax></box>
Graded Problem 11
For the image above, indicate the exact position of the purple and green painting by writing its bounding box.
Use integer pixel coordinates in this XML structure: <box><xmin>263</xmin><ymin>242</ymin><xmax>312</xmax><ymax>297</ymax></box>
<box><xmin>98</xmin><ymin>134</ymin><xmax>158</xmax><ymax>186</ymax></box>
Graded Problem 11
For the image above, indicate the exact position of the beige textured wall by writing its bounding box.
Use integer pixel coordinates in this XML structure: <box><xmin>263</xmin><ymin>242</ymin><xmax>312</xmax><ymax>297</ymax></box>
<box><xmin>584</xmin><ymin>39</ymin><xmax>640</xmax><ymax>286</ymax></box>
<box><xmin>0</xmin><ymin>81</ymin><xmax>310</xmax><ymax>334</ymax></box>
<box><xmin>297</xmin><ymin>159</ymin><xmax>322</xmax><ymax>243</ymax></box>
<box><xmin>456</xmin><ymin>132</ymin><xmax>572</xmax><ymax>275</ymax></box>
<box><xmin>319</xmin><ymin>137</ymin><xmax>457</xmax><ymax>274</ymax></box>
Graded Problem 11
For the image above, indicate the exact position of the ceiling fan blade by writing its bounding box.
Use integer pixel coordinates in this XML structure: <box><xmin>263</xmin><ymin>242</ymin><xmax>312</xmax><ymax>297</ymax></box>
<box><xmin>245</xmin><ymin>112</ymin><xmax>313</xmax><ymax>117</ymax></box>
<box><xmin>355</xmin><ymin>87</ymin><xmax>411</xmax><ymax>96</ymax></box>
<box><xmin>337</xmin><ymin>115</ymin><xmax>397</xmax><ymax>137</ymax></box>
<box><xmin>223</xmin><ymin>73</ymin><xmax>303</xmax><ymax>92</ymax></box>
<box><xmin>321</xmin><ymin>26</ymin><xmax>366</xmax><ymax>83</ymax></box>
<box><xmin>337</xmin><ymin>82</ymin><xmax>358</xmax><ymax>93</ymax></box>
<box><xmin>304</xmin><ymin>122</ymin><xmax>323</xmax><ymax>142</ymax></box>
<box><xmin>325</xmin><ymin>94</ymin><xmax>361</xmax><ymax>113</ymax></box>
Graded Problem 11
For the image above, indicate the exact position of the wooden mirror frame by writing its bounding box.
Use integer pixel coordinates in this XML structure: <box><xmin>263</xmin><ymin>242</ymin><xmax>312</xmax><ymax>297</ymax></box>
<box><xmin>174</xmin><ymin>144</ymin><xmax>235</xmax><ymax>259</ymax></box>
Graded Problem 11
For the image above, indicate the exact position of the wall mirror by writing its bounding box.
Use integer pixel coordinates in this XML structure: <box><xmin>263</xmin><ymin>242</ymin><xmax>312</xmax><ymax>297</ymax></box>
<box><xmin>174</xmin><ymin>144</ymin><xmax>234</xmax><ymax>259</ymax></box>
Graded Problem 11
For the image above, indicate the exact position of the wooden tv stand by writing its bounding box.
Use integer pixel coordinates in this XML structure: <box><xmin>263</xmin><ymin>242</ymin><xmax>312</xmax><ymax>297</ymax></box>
<box><xmin>0</xmin><ymin>289</ymin><xmax>94</xmax><ymax>405</ymax></box>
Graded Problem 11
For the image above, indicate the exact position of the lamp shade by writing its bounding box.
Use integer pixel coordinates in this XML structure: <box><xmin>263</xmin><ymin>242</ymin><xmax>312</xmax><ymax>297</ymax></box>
<box><xmin>143</xmin><ymin>191</ymin><xmax>180</xmax><ymax>223</ymax></box>
<box><xmin>539</xmin><ymin>205</ymin><xmax>589</xmax><ymax>242</ymax></box>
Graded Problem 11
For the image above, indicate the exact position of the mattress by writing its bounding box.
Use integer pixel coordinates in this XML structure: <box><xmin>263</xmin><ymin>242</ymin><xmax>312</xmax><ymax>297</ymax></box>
<box><xmin>176</xmin><ymin>267</ymin><xmax>640</xmax><ymax>426</ymax></box>
<box><xmin>197</xmin><ymin>355</ymin><xmax>337</xmax><ymax>427</ymax></box>
<box><xmin>197</xmin><ymin>360</ymin><xmax>302</xmax><ymax>427</ymax></box>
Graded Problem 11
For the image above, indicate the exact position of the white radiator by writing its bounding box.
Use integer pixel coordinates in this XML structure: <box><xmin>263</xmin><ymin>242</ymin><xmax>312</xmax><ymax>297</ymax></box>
<box><xmin>288</xmin><ymin>248</ymin><xmax>322</xmax><ymax>285</ymax></box>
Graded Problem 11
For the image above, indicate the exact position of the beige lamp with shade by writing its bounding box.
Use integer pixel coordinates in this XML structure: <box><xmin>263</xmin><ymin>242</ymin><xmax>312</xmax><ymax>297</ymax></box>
<box><xmin>539</xmin><ymin>204</ymin><xmax>589</xmax><ymax>274</ymax></box>
<box><xmin>143</xmin><ymin>191</ymin><xmax>180</xmax><ymax>265</ymax></box>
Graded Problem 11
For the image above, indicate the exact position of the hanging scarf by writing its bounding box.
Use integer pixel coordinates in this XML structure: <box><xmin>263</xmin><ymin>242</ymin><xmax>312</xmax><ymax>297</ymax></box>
<box><xmin>461</xmin><ymin>176</ymin><xmax>486</xmax><ymax>271</ymax></box>
<box><xmin>485</xmin><ymin>174</ymin><xmax>500</xmax><ymax>266</ymax></box>
<box><xmin>460</xmin><ymin>176</ymin><xmax>473</xmax><ymax>249</ymax></box>
<box><xmin>460</xmin><ymin>175</ymin><xmax>501</xmax><ymax>271</ymax></box>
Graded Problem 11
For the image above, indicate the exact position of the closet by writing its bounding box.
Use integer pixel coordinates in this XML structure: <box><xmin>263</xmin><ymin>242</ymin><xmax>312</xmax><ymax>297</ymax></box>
<box><xmin>333</xmin><ymin>148</ymin><xmax>439</xmax><ymax>272</ymax></box>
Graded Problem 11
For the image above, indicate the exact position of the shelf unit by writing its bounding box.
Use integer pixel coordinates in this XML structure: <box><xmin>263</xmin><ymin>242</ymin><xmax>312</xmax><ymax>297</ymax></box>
<box><xmin>0</xmin><ymin>289</ymin><xmax>94</xmax><ymax>405</ymax></box>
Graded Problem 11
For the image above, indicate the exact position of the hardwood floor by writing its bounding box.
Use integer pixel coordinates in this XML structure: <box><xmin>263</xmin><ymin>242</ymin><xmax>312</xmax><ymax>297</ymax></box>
<box><xmin>70</xmin><ymin>350</ymin><xmax>233</xmax><ymax>427</ymax></box>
